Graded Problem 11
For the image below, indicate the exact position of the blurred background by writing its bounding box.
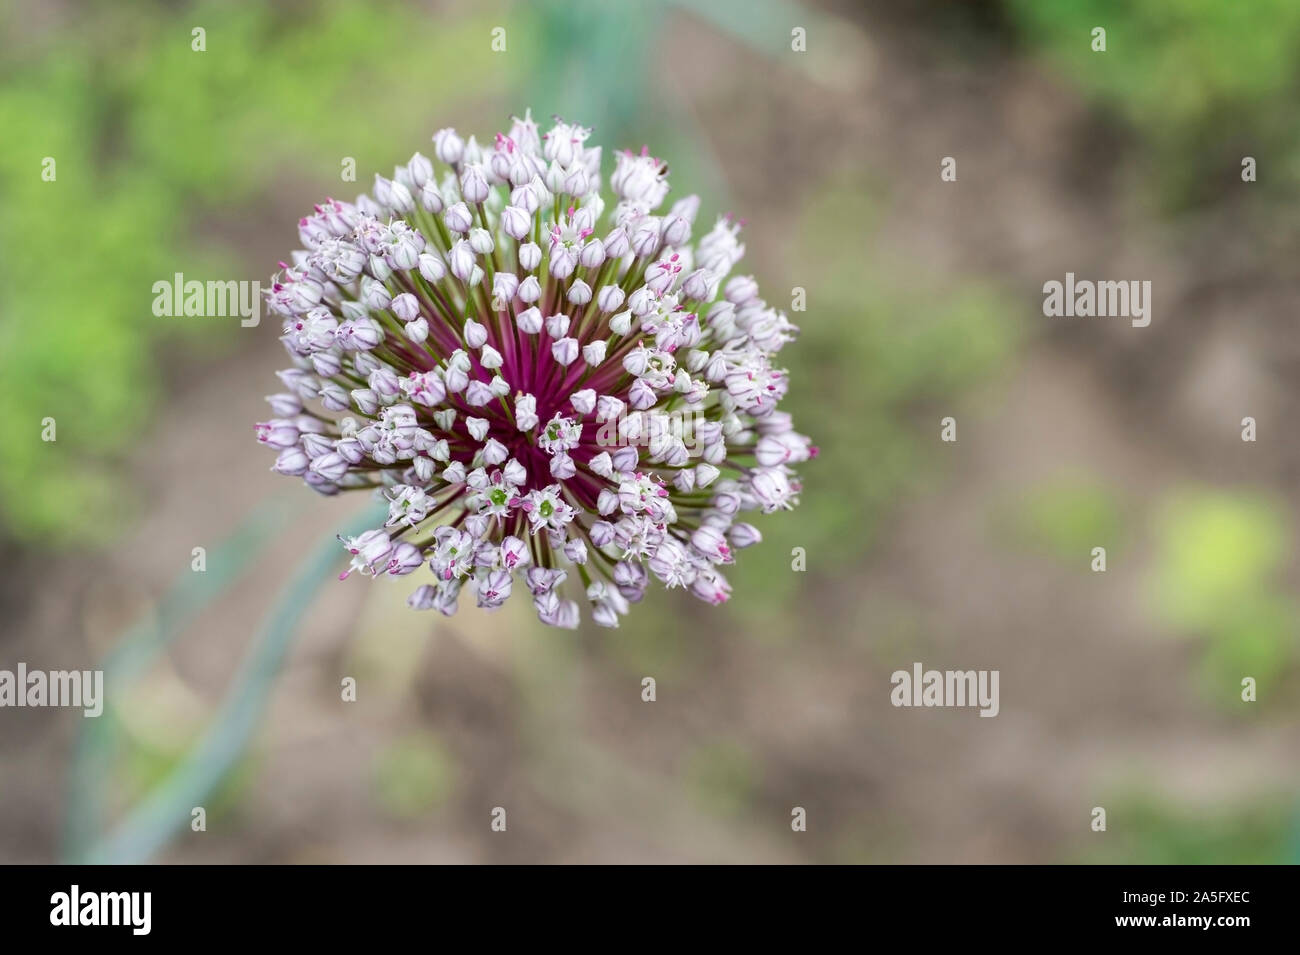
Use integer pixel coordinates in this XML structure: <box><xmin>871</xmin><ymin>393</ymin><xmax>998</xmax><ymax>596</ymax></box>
<box><xmin>2</xmin><ymin>0</ymin><xmax>1298</xmax><ymax>863</ymax></box>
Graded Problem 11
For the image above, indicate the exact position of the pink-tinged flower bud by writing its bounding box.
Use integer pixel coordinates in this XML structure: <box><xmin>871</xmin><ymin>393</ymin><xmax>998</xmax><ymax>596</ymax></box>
<box><xmin>579</xmin><ymin>237</ymin><xmax>605</xmax><ymax>269</ymax></box>
<box><xmin>371</xmin><ymin>175</ymin><xmax>395</xmax><ymax>209</ymax></box>
<box><xmin>351</xmin><ymin>389</ymin><xmax>380</xmax><ymax>415</ymax></box>
<box><xmin>265</xmin><ymin>392</ymin><xmax>302</xmax><ymax>417</ymax></box>
<box><xmin>627</xmin><ymin>286</ymin><xmax>657</xmax><ymax>317</ymax></box>
<box><xmin>691</xmin><ymin>569</ymin><xmax>731</xmax><ymax>605</ymax></box>
<box><xmin>368</xmin><ymin>367</ymin><xmax>401</xmax><ymax>399</ymax></box>
<box><xmin>404</xmin><ymin>370</ymin><xmax>446</xmax><ymax>407</ymax></box>
<box><xmin>602</xmin><ymin>226</ymin><xmax>630</xmax><ymax>259</ymax></box>
<box><xmin>610</xmin><ymin>446</ymin><xmax>639</xmax><ymax>472</ymax></box>
<box><xmin>644</xmin><ymin>255</ymin><xmax>683</xmax><ymax>294</ymax></box>
<box><xmin>611</xmin><ymin>150</ymin><xmax>668</xmax><ymax>205</ymax></box>
<box><xmin>549</xmin><ymin>245</ymin><xmax>578</xmax><ymax>279</ymax></box>
<box><xmin>627</xmin><ymin>378</ymin><xmax>657</xmax><ymax>410</ymax></box>
<box><xmin>389</xmin><ymin>179</ymin><xmax>416</xmax><ymax>215</ymax></box>
<box><xmin>514</xmin><ymin>393</ymin><xmax>539</xmax><ymax>430</ymax></box>
<box><xmin>681</xmin><ymin>268</ymin><xmax>716</xmax><ymax>301</ymax></box>
<box><xmin>448</xmin><ymin>240</ymin><xmax>476</xmax><ymax>282</ymax></box>
<box><xmin>515</xmin><ymin>307</ymin><xmax>542</xmax><ymax>336</ymax></box>
<box><xmin>310</xmin><ymin>452</ymin><xmax>349</xmax><ymax>483</ymax></box>
<box><xmin>561</xmin><ymin>164</ymin><xmax>589</xmax><ymax>197</ymax></box>
<box><xmin>596</xmin><ymin>396</ymin><xmax>625</xmax><ymax>422</ymax></box>
<box><xmin>367</xmin><ymin>253</ymin><xmax>393</xmax><ymax>282</ymax></box>
<box><xmin>662</xmin><ymin>215</ymin><xmax>691</xmax><ymax>247</ymax></box>
<box><xmin>551</xmin><ymin>337</ymin><xmax>579</xmax><ymax>366</ymax></box>
<box><xmin>524</xmin><ymin>566</ymin><xmax>562</xmax><ymax>597</ymax></box>
<box><xmin>567</xmin><ymin>279</ymin><xmax>592</xmax><ymax>305</ymax></box>
<box><xmin>433</xmin><ymin>127</ymin><xmax>465</xmax><ymax>164</ymax></box>
<box><xmin>622</xmin><ymin>347</ymin><xmax>652</xmax><ymax>376</ymax></box>
<box><xmin>492</xmin><ymin>272</ymin><xmax>519</xmax><ymax>305</ymax></box>
<box><xmin>420</xmin><ymin>179</ymin><xmax>444</xmax><ymax>213</ymax></box>
<box><xmin>589</xmin><ymin>521</ymin><xmax>615</xmax><ymax>547</ymax></box>
<box><xmin>570</xmin><ymin>388</ymin><xmax>597</xmax><ymax>415</ymax></box>
<box><xmin>544</xmin><ymin>119</ymin><xmax>591</xmax><ymax>168</ymax></box>
<box><xmin>443</xmin><ymin>362</ymin><xmax>469</xmax><ymax>394</ymax></box>
<box><xmin>756</xmin><ymin>432</ymin><xmax>811</xmax><ymax>466</ymax></box>
<box><xmin>443</xmin><ymin>202</ymin><xmax>473</xmax><ymax>233</ymax></box>
<box><xmin>728</xmin><ymin>523</ymin><xmax>762</xmax><ymax>548</ymax></box>
<box><xmin>501</xmin><ymin>205</ymin><xmax>531</xmax><ymax>240</ymax></box>
<box><xmin>591</xmin><ymin>601</ymin><xmax>620</xmax><ymax>628</ymax></box>
<box><xmin>631</xmin><ymin>220</ymin><xmax>661</xmax><ymax>257</ymax></box>
<box><xmin>563</xmin><ymin>538</ymin><xmax>588</xmax><ymax>565</ymax></box>
<box><xmin>724</xmin><ymin>274</ymin><xmax>759</xmax><ymax>304</ymax></box>
<box><xmin>359</xmin><ymin>277</ymin><xmax>391</xmax><ymax>311</ymax></box>
<box><xmin>404</xmin><ymin>317</ymin><xmax>429</xmax><ymax>343</ymax></box>
<box><xmin>417</xmin><ymin>252</ymin><xmax>446</xmax><ymax>284</ymax></box>
<box><xmin>301</xmin><ymin>433</ymin><xmax>333</xmax><ymax>459</ymax></box>
<box><xmin>498</xmin><ymin>535</ymin><xmax>529</xmax><ymax>570</ymax></box>
<box><xmin>390</xmin><ymin>292</ymin><xmax>419</xmax><ymax>322</ymax></box>
<box><xmin>310</xmin><ymin>352</ymin><xmax>340</xmax><ymax>379</ymax></box>
<box><xmin>463</xmin><ymin>318</ymin><xmax>489</xmax><ymax>349</ymax></box>
<box><xmin>408</xmin><ymin>584</ymin><xmax>438</xmax><ymax>610</ymax></box>
<box><xmin>545</xmin><ymin>313</ymin><xmax>570</xmax><ymax>338</ymax></box>
<box><xmin>408</xmin><ymin>152</ymin><xmax>434</xmax><ymax>187</ymax></box>
<box><xmin>256</xmin><ymin>419</ymin><xmax>300</xmax><ymax>450</ymax></box>
<box><xmin>549</xmin><ymin>451</ymin><xmax>576</xmax><ymax>479</ymax></box>
<box><xmin>460</xmin><ymin>162</ymin><xmax>490</xmax><ymax>203</ymax></box>
<box><xmin>670</xmin><ymin>194</ymin><xmax>700</xmax><ymax>223</ymax></box>
<box><xmin>596</xmin><ymin>489</ymin><xmax>619</xmax><ymax>515</ymax></box>
<box><xmin>464</xmin><ymin>380</ymin><xmax>493</xmax><ymax>406</ymax></box>
<box><xmin>517</xmin><ymin>275</ymin><xmax>541</xmax><ymax>303</ymax></box>
<box><xmin>510</xmin><ymin>178</ymin><xmax>542</xmax><ymax>213</ymax></box>
<box><xmin>476</xmin><ymin>568</ymin><xmax>513</xmax><ymax>609</ymax></box>
<box><xmin>386</xmin><ymin>542</ymin><xmax>424</xmax><ymax>577</ymax></box>
<box><xmin>749</xmin><ymin>468</ymin><xmax>794</xmax><ymax>512</ymax></box>
<box><xmin>691</xmin><ymin>525</ymin><xmax>733</xmax><ymax>564</ymax></box>
<box><xmin>335</xmin><ymin>437</ymin><xmax>365</xmax><ymax>464</ymax></box>
<box><xmin>469</xmin><ymin>227</ymin><xmax>494</xmax><ymax>255</ymax></box>
<box><xmin>518</xmin><ymin>241</ymin><xmax>542</xmax><ymax>271</ymax></box>
<box><xmin>272</xmin><ymin>446</ymin><xmax>310</xmax><ymax>475</ymax></box>
<box><xmin>613</xmin><ymin>558</ymin><xmax>647</xmax><ymax>591</ymax></box>
<box><xmin>595</xmin><ymin>285</ymin><xmax>624</xmax><ymax>313</ymax></box>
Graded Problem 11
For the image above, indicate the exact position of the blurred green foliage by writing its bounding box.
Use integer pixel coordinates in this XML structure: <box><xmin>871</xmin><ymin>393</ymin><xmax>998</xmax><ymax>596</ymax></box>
<box><xmin>1148</xmin><ymin>488</ymin><xmax>1296</xmax><ymax>694</ymax></box>
<box><xmin>0</xmin><ymin>0</ymin><xmax>506</xmax><ymax>545</ymax></box>
<box><xmin>373</xmin><ymin>731</ymin><xmax>458</xmax><ymax>819</ymax></box>
<box><xmin>683</xmin><ymin>739</ymin><xmax>759</xmax><ymax>818</ymax></box>
<box><xmin>1004</xmin><ymin>473</ymin><xmax>1125</xmax><ymax>562</ymax></box>
<box><xmin>724</xmin><ymin>176</ymin><xmax>1021</xmax><ymax>627</ymax></box>
<box><xmin>1075</xmin><ymin>793</ymin><xmax>1294</xmax><ymax>864</ymax></box>
<box><xmin>1005</xmin><ymin>0</ymin><xmax>1300</xmax><ymax>206</ymax></box>
<box><xmin>121</xmin><ymin>715</ymin><xmax>254</xmax><ymax>823</ymax></box>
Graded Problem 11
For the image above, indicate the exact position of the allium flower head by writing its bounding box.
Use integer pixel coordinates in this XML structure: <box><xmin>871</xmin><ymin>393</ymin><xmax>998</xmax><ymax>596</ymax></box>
<box><xmin>257</xmin><ymin>111</ymin><xmax>815</xmax><ymax>628</ymax></box>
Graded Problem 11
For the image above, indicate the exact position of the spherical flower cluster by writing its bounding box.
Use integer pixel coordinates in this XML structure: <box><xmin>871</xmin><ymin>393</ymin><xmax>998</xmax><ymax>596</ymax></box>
<box><xmin>256</xmin><ymin>111</ymin><xmax>815</xmax><ymax>628</ymax></box>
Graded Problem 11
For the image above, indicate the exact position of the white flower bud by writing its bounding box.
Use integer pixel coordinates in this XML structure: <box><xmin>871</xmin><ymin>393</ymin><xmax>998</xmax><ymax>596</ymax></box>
<box><xmin>519</xmin><ymin>241</ymin><xmax>542</xmax><ymax>271</ymax></box>
<box><xmin>433</xmin><ymin>127</ymin><xmax>464</xmax><ymax>164</ymax></box>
